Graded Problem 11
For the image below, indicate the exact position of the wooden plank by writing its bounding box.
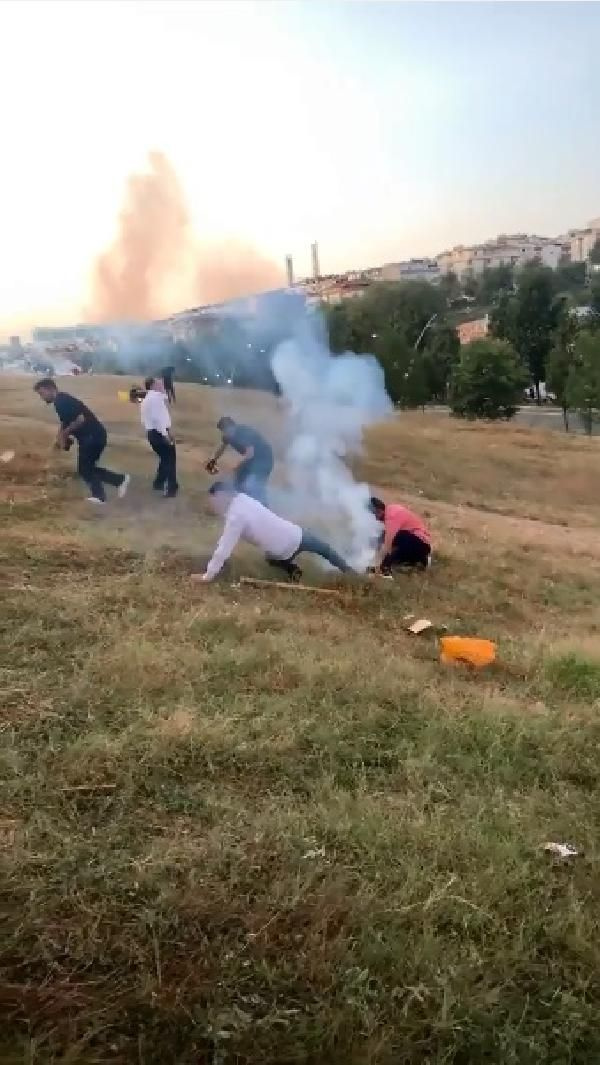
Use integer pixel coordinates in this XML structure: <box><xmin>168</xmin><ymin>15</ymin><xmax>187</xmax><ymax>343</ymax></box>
<box><xmin>239</xmin><ymin>576</ymin><xmax>344</xmax><ymax>597</ymax></box>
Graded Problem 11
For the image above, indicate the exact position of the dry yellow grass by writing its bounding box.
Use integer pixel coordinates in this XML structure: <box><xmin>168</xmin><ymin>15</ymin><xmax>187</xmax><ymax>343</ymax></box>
<box><xmin>3</xmin><ymin>374</ymin><xmax>600</xmax><ymax>1063</ymax></box>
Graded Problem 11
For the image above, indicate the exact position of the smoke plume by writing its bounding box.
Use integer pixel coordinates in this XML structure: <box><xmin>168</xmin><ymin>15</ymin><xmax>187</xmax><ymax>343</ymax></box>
<box><xmin>88</xmin><ymin>152</ymin><xmax>282</xmax><ymax>321</ymax></box>
<box><xmin>266</xmin><ymin>293</ymin><xmax>392</xmax><ymax>569</ymax></box>
<box><xmin>89</xmin><ymin>152</ymin><xmax>191</xmax><ymax>322</ymax></box>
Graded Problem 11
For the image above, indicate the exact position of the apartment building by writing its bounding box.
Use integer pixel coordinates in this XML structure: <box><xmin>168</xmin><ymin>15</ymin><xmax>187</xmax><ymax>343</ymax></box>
<box><xmin>382</xmin><ymin>258</ymin><xmax>441</xmax><ymax>283</ymax></box>
<box><xmin>567</xmin><ymin>218</ymin><xmax>600</xmax><ymax>262</ymax></box>
<box><xmin>437</xmin><ymin>235</ymin><xmax>563</xmax><ymax>279</ymax></box>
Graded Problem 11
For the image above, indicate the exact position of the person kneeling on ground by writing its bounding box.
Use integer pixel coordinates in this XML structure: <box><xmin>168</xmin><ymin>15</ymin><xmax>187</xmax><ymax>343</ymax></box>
<box><xmin>192</xmin><ymin>482</ymin><xmax>352</xmax><ymax>583</ymax></box>
<box><xmin>369</xmin><ymin>496</ymin><xmax>431</xmax><ymax>574</ymax></box>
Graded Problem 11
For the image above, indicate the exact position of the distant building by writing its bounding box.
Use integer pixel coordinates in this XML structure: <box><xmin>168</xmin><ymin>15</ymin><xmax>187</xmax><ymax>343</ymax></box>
<box><xmin>457</xmin><ymin>316</ymin><xmax>489</xmax><ymax>345</ymax></box>
<box><xmin>437</xmin><ymin>235</ymin><xmax>564</xmax><ymax>279</ymax></box>
<box><xmin>382</xmin><ymin>258</ymin><xmax>440</xmax><ymax>283</ymax></box>
<box><xmin>318</xmin><ymin>277</ymin><xmax>371</xmax><ymax>304</ymax></box>
<box><xmin>568</xmin><ymin>218</ymin><xmax>600</xmax><ymax>262</ymax></box>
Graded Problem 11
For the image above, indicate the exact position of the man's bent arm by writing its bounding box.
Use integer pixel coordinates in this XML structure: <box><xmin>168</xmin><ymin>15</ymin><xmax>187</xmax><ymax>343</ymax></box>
<box><xmin>59</xmin><ymin>413</ymin><xmax>86</xmax><ymax>441</ymax></box>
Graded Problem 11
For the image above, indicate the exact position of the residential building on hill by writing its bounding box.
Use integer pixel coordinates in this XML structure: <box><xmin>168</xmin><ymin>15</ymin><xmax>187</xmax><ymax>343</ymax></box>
<box><xmin>382</xmin><ymin>258</ymin><xmax>440</xmax><ymax>283</ymax></box>
<box><xmin>437</xmin><ymin>235</ymin><xmax>563</xmax><ymax>279</ymax></box>
<box><xmin>567</xmin><ymin>218</ymin><xmax>600</xmax><ymax>262</ymax></box>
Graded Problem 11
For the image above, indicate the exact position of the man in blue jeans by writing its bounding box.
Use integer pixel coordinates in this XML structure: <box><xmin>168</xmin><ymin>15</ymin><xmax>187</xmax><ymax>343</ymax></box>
<box><xmin>192</xmin><ymin>482</ymin><xmax>352</xmax><ymax>582</ymax></box>
<box><xmin>206</xmin><ymin>417</ymin><xmax>273</xmax><ymax>505</ymax></box>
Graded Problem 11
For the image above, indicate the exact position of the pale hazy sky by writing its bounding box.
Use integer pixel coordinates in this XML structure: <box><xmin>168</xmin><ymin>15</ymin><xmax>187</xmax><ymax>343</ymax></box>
<box><xmin>1</xmin><ymin>0</ymin><xmax>598</xmax><ymax>335</ymax></box>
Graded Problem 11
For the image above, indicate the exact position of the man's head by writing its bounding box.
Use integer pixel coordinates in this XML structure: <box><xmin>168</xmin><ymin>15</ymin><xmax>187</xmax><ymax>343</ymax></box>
<box><xmin>369</xmin><ymin>496</ymin><xmax>386</xmax><ymax>522</ymax></box>
<box><xmin>208</xmin><ymin>480</ymin><xmax>236</xmax><ymax>515</ymax></box>
<box><xmin>217</xmin><ymin>415</ymin><xmax>235</xmax><ymax>433</ymax></box>
<box><xmin>34</xmin><ymin>378</ymin><xmax>57</xmax><ymax>404</ymax></box>
<box><xmin>145</xmin><ymin>375</ymin><xmax>165</xmax><ymax>393</ymax></box>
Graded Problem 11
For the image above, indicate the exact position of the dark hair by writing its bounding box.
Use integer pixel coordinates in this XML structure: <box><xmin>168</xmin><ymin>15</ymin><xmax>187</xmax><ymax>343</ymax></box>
<box><xmin>217</xmin><ymin>416</ymin><xmax>234</xmax><ymax>432</ymax></box>
<box><xmin>209</xmin><ymin>480</ymin><xmax>236</xmax><ymax>496</ymax></box>
<box><xmin>144</xmin><ymin>375</ymin><xmax>156</xmax><ymax>390</ymax></box>
<box><xmin>369</xmin><ymin>496</ymin><xmax>385</xmax><ymax>515</ymax></box>
<box><xmin>34</xmin><ymin>377</ymin><xmax>56</xmax><ymax>392</ymax></box>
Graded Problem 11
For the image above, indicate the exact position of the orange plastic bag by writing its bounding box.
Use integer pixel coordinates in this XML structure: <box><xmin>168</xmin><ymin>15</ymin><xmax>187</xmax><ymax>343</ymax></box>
<box><xmin>440</xmin><ymin>636</ymin><xmax>496</xmax><ymax>668</ymax></box>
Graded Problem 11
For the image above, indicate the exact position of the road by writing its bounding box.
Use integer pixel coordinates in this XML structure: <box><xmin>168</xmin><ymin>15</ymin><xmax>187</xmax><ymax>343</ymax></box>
<box><xmin>424</xmin><ymin>406</ymin><xmax>599</xmax><ymax>435</ymax></box>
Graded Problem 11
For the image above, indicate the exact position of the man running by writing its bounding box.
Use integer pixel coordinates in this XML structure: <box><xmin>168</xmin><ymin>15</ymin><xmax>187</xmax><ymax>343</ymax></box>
<box><xmin>34</xmin><ymin>378</ymin><xmax>129</xmax><ymax>505</ymax></box>
<box><xmin>140</xmin><ymin>375</ymin><xmax>178</xmax><ymax>498</ymax></box>
<box><xmin>206</xmin><ymin>416</ymin><xmax>273</xmax><ymax>505</ymax></box>
<box><xmin>192</xmin><ymin>482</ymin><xmax>352</xmax><ymax>582</ymax></box>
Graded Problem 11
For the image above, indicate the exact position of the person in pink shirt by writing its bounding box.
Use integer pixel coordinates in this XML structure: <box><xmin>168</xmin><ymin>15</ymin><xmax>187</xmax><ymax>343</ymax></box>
<box><xmin>369</xmin><ymin>496</ymin><xmax>431</xmax><ymax>575</ymax></box>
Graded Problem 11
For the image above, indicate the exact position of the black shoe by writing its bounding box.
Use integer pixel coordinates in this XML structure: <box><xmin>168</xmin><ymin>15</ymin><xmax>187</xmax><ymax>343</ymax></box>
<box><xmin>164</xmin><ymin>489</ymin><xmax>179</xmax><ymax>499</ymax></box>
<box><xmin>286</xmin><ymin>563</ymin><xmax>302</xmax><ymax>582</ymax></box>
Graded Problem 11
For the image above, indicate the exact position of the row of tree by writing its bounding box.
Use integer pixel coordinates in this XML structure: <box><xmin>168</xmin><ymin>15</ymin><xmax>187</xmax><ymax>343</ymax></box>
<box><xmin>325</xmin><ymin>259</ymin><xmax>600</xmax><ymax>428</ymax></box>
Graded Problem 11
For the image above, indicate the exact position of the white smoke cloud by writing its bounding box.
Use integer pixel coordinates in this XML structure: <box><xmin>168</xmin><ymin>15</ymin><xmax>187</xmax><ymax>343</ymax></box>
<box><xmin>269</xmin><ymin>300</ymin><xmax>392</xmax><ymax>570</ymax></box>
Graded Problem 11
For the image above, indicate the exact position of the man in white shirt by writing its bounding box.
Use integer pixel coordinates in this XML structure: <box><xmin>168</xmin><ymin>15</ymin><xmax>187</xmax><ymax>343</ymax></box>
<box><xmin>193</xmin><ymin>482</ymin><xmax>352</xmax><ymax>582</ymax></box>
<box><xmin>140</xmin><ymin>376</ymin><xmax>178</xmax><ymax>498</ymax></box>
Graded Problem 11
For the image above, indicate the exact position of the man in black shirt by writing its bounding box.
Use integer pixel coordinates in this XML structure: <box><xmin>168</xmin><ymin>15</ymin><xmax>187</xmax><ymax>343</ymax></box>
<box><xmin>34</xmin><ymin>378</ymin><xmax>130</xmax><ymax>505</ymax></box>
<box><xmin>206</xmin><ymin>416</ymin><xmax>274</xmax><ymax>505</ymax></box>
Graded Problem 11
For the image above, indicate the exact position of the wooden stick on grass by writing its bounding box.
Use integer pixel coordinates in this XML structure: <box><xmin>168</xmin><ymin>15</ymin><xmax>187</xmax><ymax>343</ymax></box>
<box><xmin>239</xmin><ymin>576</ymin><xmax>344</xmax><ymax>598</ymax></box>
<box><xmin>61</xmin><ymin>783</ymin><xmax>117</xmax><ymax>793</ymax></box>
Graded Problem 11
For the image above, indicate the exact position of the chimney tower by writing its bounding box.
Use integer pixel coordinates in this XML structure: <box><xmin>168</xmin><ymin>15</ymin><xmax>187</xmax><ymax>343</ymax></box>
<box><xmin>285</xmin><ymin>254</ymin><xmax>294</xmax><ymax>288</ymax></box>
<box><xmin>311</xmin><ymin>241</ymin><xmax>320</xmax><ymax>280</ymax></box>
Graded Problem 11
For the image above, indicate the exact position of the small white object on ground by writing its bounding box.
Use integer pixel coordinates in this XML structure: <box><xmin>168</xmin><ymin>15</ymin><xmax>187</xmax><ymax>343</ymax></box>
<box><xmin>409</xmin><ymin>618</ymin><xmax>433</xmax><ymax>635</ymax></box>
<box><xmin>0</xmin><ymin>450</ymin><xmax>15</xmax><ymax>463</ymax></box>
<box><xmin>86</xmin><ymin>497</ymin><xmax>106</xmax><ymax>505</ymax></box>
<box><xmin>543</xmin><ymin>842</ymin><xmax>579</xmax><ymax>859</ymax></box>
<box><xmin>118</xmin><ymin>473</ymin><xmax>131</xmax><ymax>499</ymax></box>
<box><xmin>302</xmin><ymin>847</ymin><xmax>326</xmax><ymax>860</ymax></box>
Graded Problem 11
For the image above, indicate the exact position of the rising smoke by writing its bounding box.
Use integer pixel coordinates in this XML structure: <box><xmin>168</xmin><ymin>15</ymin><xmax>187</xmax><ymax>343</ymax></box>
<box><xmin>88</xmin><ymin>152</ymin><xmax>282</xmax><ymax>322</ymax></box>
<box><xmin>255</xmin><ymin>292</ymin><xmax>392</xmax><ymax>569</ymax></box>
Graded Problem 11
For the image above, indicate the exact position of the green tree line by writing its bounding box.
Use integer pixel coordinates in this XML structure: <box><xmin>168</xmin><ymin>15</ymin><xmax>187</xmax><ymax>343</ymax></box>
<box><xmin>325</xmin><ymin>251</ymin><xmax>600</xmax><ymax>429</ymax></box>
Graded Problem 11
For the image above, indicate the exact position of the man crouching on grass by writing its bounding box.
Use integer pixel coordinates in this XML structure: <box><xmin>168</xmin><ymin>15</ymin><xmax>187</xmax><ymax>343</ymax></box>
<box><xmin>192</xmin><ymin>482</ymin><xmax>352</xmax><ymax>583</ymax></box>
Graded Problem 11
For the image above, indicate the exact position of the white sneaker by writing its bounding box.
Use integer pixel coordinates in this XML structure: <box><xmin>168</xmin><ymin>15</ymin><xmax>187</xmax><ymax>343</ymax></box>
<box><xmin>86</xmin><ymin>497</ymin><xmax>105</xmax><ymax>505</ymax></box>
<box><xmin>118</xmin><ymin>474</ymin><xmax>131</xmax><ymax>499</ymax></box>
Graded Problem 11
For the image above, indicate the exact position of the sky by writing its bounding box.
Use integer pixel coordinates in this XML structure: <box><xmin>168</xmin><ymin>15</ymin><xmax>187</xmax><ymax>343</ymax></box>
<box><xmin>1</xmin><ymin>0</ymin><xmax>598</xmax><ymax>336</ymax></box>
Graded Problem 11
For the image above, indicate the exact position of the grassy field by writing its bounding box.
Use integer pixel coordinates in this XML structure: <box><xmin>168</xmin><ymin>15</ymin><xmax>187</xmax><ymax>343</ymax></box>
<box><xmin>3</xmin><ymin>374</ymin><xmax>600</xmax><ymax>1063</ymax></box>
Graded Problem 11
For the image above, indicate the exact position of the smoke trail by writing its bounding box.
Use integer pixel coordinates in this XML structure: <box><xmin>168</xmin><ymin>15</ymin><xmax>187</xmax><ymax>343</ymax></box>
<box><xmin>265</xmin><ymin>293</ymin><xmax>392</xmax><ymax>570</ymax></box>
<box><xmin>87</xmin><ymin>152</ymin><xmax>282</xmax><ymax>323</ymax></box>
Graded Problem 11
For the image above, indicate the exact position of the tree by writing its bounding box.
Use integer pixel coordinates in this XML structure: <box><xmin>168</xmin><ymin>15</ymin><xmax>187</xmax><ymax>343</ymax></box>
<box><xmin>555</xmin><ymin>260</ymin><xmax>587</xmax><ymax>293</ymax></box>
<box><xmin>462</xmin><ymin>270</ymin><xmax>479</xmax><ymax>299</ymax></box>
<box><xmin>450</xmin><ymin>338</ymin><xmax>526</xmax><ymax>421</ymax></box>
<box><xmin>490</xmin><ymin>264</ymin><xmax>561</xmax><ymax>400</ymax></box>
<box><xmin>479</xmin><ymin>264</ymin><xmax>514</xmax><ymax>305</ymax></box>
<box><xmin>590</xmin><ymin>238</ymin><xmax>600</xmax><ymax>266</ymax></box>
<box><xmin>439</xmin><ymin>269</ymin><xmax>461</xmax><ymax>303</ymax></box>
<box><xmin>547</xmin><ymin>306</ymin><xmax>578</xmax><ymax>431</ymax></box>
<box><xmin>423</xmin><ymin>325</ymin><xmax>460</xmax><ymax>402</ymax></box>
<box><xmin>374</xmin><ymin>329</ymin><xmax>429</xmax><ymax>408</ymax></box>
<box><xmin>589</xmin><ymin>276</ymin><xmax>600</xmax><ymax>325</ymax></box>
<box><xmin>566</xmin><ymin>331</ymin><xmax>600</xmax><ymax>435</ymax></box>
